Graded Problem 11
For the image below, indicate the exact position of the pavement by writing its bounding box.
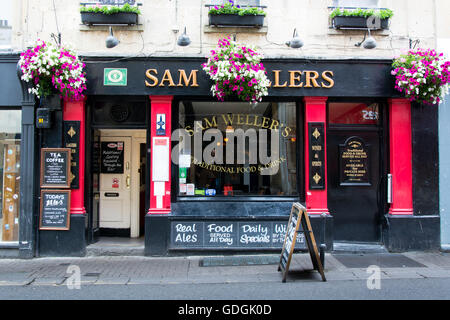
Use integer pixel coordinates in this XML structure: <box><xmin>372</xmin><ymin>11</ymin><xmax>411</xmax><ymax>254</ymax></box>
<box><xmin>0</xmin><ymin>250</ymin><xmax>449</xmax><ymax>288</ymax></box>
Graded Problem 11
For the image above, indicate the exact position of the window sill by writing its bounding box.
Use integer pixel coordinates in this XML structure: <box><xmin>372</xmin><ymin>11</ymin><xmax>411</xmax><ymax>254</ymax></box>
<box><xmin>204</xmin><ymin>25</ymin><xmax>268</xmax><ymax>34</ymax></box>
<box><xmin>0</xmin><ymin>241</ymin><xmax>19</xmax><ymax>249</ymax></box>
<box><xmin>177</xmin><ymin>196</ymin><xmax>299</xmax><ymax>202</ymax></box>
<box><xmin>79</xmin><ymin>24</ymin><xmax>144</xmax><ymax>32</ymax></box>
<box><xmin>327</xmin><ymin>28</ymin><xmax>390</xmax><ymax>36</ymax></box>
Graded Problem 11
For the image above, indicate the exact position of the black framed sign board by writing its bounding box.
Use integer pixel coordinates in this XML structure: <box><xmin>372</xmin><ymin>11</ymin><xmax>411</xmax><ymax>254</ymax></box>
<box><xmin>39</xmin><ymin>189</ymin><xmax>71</xmax><ymax>230</ymax></box>
<box><xmin>40</xmin><ymin>148</ymin><xmax>71</xmax><ymax>188</ymax></box>
<box><xmin>63</xmin><ymin>121</ymin><xmax>80</xmax><ymax>189</ymax></box>
<box><xmin>339</xmin><ymin>136</ymin><xmax>371</xmax><ymax>186</ymax></box>
<box><xmin>278</xmin><ymin>203</ymin><xmax>326</xmax><ymax>283</ymax></box>
<box><xmin>101</xmin><ymin>141</ymin><xmax>125</xmax><ymax>174</ymax></box>
<box><xmin>309</xmin><ymin>123</ymin><xmax>326</xmax><ymax>190</ymax></box>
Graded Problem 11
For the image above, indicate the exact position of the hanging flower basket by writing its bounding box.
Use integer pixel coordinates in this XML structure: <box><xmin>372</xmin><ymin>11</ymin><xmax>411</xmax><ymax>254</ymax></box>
<box><xmin>391</xmin><ymin>48</ymin><xmax>450</xmax><ymax>105</ymax></box>
<box><xmin>19</xmin><ymin>39</ymin><xmax>87</xmax><ymax>100</ymax></box>
<box><xmin>80</xmin><ymin>3</ymin><xmax>140</xmax><ymax>26</ymax></box>
<box><xmin>202</xmin><ymin>37</ymin><xmax>270</xmax><ymax>103</ymax></box>
<box><xmin>208</xmin><ymin>0</ymin><xmax>266</xmax><ymax>27</ymax></box>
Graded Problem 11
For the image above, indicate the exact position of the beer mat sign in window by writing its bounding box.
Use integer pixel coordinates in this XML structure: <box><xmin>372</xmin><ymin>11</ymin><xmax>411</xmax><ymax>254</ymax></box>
<box><xmin>39</xmin><ymin>189</ymin><xmax>71</xmax><ymax>230</ymax></box>
<box><xmin>40</xmin><ymin>148</ymin><xmax>71</xmax><ymax>188</ymax></box>
<box><xmin>101</xmin><ymin>141</ymin><xmax>124</xmax><ymax>174</ymax></box>
<box><xmin>278</xmin><ymin>203</ymin><xmax>326</xmax><ymax>283</ymax></box>
<box><xmin>339</xmin><ymin>136</ymin><xmax>371</xmax><ymax>186</ymax></box>
<box><xmin>308</xmin><ymin>123</ymin><xmax>325</xmax><ymax>190</ymax></box>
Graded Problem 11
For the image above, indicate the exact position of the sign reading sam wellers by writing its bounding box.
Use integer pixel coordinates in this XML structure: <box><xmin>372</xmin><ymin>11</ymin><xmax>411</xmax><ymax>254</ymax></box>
<box><xmin>85</xmin><ymin>58</ymin><xmax>398</xmax><ymax>97</ymax></box>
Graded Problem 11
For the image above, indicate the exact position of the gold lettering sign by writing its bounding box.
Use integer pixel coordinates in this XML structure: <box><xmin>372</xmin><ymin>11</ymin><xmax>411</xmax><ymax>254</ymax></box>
<box><xmin>183</xmin><ymin>113</ymin><xmax>294</xmax><ymax>138</ymax></box>
<box><xmin>145</xmin><ymin>69</ymin><xmax>335</xmax><ymax>89</ymax></box>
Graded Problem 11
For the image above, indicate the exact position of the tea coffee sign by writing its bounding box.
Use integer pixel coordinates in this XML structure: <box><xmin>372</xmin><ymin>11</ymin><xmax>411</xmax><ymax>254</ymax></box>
<box><xmin>40</xmin><ymin>148</ymin><xmax>71</xmax><ymax>188</ymax></box>
<box><xmin>339</xmin><ymin>137</ymin><xmax>370</xmax><ymax>186</ymax></box>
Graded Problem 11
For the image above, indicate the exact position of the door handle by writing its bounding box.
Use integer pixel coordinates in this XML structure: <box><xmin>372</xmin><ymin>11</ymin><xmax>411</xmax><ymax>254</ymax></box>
<box><xmin>126</xmin><ymin>175</ymin><xmax>131</xmax><ymax>189</ymax></box>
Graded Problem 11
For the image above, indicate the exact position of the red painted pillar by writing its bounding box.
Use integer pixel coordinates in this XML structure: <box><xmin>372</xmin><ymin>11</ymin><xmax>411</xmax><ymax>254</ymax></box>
<box><xmin>148</xmin><ymin>95</ymin><xmax>173</xmax><ymax>215</ymax></box>
<box><xmin>304</xmin><ymin>97</ymin><xmax>330</xmax><ymax>215</ymax></box>
<box><xmin>388</xmin><ymin>98</ymin><xmax>413</xmax><ymax>215</ymax></box>
<box><xmin>63</xmin><ymin>98</ymin><xmax>86</xmax><ymax>215</ymax></box>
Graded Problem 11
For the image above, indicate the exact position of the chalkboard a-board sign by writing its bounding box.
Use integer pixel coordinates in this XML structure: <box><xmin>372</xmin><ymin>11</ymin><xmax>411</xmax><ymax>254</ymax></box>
<box><xmin>101</xmin><ymin>141</ymin><xmax>124</xmax><ymax>174</ymax></box>
<box><xmin>40</xmin><ymin>148</ymin><xmax>71</xmax><ymax>188</ymax></box>
<box><xmin>39</xmin><ymin>189</ymin><xmax>71</xmax><ymax>230</ymax></box>
<box><xmin>278</xmin><ymin>203</ymin><xmax>326</xmax><ymax>283</ymax></box>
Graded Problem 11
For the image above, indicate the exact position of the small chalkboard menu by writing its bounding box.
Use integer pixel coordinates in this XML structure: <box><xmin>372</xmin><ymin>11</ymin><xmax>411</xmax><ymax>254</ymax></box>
<box><xmin>278</xmin><ymin>203</ymin><xmax>326</xmax><ymax>283</ymax></box>
<box><xmin>39</xmin><ymin>189</ymin><xmax>71</xmax><ymax>230</ymax></box>
<box><xmin>40</xmin><ymin>148</ymin><xmax>71</xmax><ymax>188</ymax></box>
<box><xmin>101</xmin><ymin>141</ymin><xmax>124</xmax><ymax>174</ymax></box>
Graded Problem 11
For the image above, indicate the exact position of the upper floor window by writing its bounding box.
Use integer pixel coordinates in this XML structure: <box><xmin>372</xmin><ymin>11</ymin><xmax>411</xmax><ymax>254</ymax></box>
<box><xmin>0</xmin><ymin>0</ymin><xmax>12</xmax><ymax>50</ymax></box>
<box><xmin>211</xmin><ymin>0</ymin><xmax>261</xmax><ymax>7</ymax></box>
<box><xmin>332</xmin><ymin>0</ymin><xmax>379</xmax><ymax>8</ymax></box>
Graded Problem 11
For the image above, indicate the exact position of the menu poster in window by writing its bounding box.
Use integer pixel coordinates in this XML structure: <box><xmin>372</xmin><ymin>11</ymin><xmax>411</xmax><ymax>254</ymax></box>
<box><xmin>339</xmin><ymin>136</ymin><xmax>370</xmax><ymax>186</ymax></box>
<box><xmin>101</xmin><ymin>142</ymin><xmax>124</xmax><ymax>174</ymax></box>
<box><xmin>39</xmin><ymin>189</ymin><xmax>70</xmax><ymax>230</ymax></box>
<box><xmin>40</xmin><ymin>148</ymin><xmax>71</xmax><ymax>188</ymax></box>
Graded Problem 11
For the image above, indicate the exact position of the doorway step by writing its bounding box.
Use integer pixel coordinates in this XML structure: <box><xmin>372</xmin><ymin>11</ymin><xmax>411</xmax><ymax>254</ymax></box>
<box><xmin>86</xmin><ymin>237</ymin><xmax>144</xmax><ymax>256</ymax></box>
<box><xmin>332</xmin><ymin>242</ymin><xmax>388</xmax><ymax>254</ymax></box>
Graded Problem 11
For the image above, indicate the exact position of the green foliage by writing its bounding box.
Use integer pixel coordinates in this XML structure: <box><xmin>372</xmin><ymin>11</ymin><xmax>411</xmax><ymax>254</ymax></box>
<box><xmin>208</xmin><ymin>2</ymin><xmax>266</xmax><ymax>16</ymax></box>
<box><xmin>80</xmin><ymin>3</ymin><xmax>141</xmax><ymax>15</ymax></box>
<box><xmin>330</xmin><ymin>8</ymin><xmax>394</xmax><ymax>19</ymax></box>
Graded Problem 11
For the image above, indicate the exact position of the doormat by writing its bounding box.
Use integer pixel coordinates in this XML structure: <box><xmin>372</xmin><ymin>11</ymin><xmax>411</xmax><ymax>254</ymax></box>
<box><xmin>200</xmin><ymin>255</ymin><xmax>280</xmax><ymax>267</ymax></box>
<box><xmin>332</xmin><ymin>253</ymin><xmax>426</xmax><ymax>268</ymax></box>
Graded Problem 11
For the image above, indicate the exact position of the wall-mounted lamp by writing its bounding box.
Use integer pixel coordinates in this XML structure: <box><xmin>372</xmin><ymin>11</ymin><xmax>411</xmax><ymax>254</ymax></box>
<box><xmin>409</xmin><ymin>39</ymin><xmax>420</xmax><ymax>49</ymax></box>
<box><xmin>177</xmin><ymin>27</ymin><xmax>191</xmax><ymax>46</ymax></box>
<box><xmin>106</xmin><ymin>26</ymin><xmax>119</xmax><ymax>48</ymax></box>
<box><xmin>286</xmin><ymin>29</ymin><xmax>304</xmax><ymax>49</ymax></box>
<box><xmin>355</xmin><ymin>29</ymin><xmax>377</xmax><ymax>50</ymax></box>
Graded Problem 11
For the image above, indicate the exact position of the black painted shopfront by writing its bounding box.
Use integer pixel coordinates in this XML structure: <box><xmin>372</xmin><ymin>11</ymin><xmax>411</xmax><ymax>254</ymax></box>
<box><xmin>9</xmin><ymin>55</ymin><xmax>441</xmax><ymax>257</ymax></box>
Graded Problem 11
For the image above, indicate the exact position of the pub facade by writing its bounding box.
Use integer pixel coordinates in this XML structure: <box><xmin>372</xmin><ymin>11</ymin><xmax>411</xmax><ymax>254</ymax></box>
<box><xmin>0</xmin><ymin>0</ymin><xmax>445</xmax><ymax>258</ymax></box>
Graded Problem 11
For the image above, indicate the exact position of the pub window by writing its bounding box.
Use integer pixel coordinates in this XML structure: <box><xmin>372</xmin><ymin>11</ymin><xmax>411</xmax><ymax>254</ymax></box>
<box><xmin>328</xmin><ymin>102</ymin><xmax>380</xmax><ymax>125</ymax></box>
<box><xmin>331</xmin><ymin>0</ymin><xmax>379</xmax><ymax>8</ymax></box>
<box><xmin>176</xmin><ymin>101</ymin><xmax>297</xmax><ymax>197</ymax></box>
<box><xmin>0</xmin><ymin>109</ymin><xmax>21</xmax><ymax>242</ymax></box>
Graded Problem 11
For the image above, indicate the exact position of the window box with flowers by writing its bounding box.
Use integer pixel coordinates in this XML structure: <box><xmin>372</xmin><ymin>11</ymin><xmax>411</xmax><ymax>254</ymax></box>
<box><xmin>80</xmin><ymin>3</ymin><xmax>140</xmax><ymax>26</ymax></box>
<box><xmin>208</xmin><ymin>1</ymin><xmax>266</xmax><ymax>28</ymax></box>
<box><xmin>330</xmin><ymin>8</ymin><xmax>393</xmax><ymax>30</ymax></box>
